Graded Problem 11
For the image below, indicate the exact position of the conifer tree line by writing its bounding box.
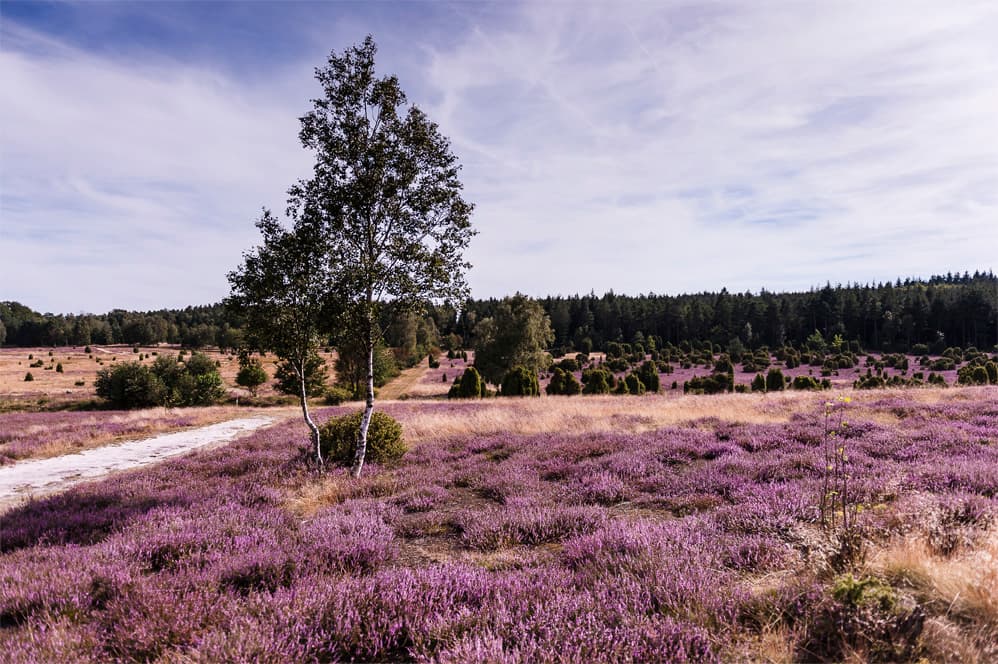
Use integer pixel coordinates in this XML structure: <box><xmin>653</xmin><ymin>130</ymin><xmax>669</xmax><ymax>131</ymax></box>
<box><xmin>3</xmin><ymin>270</ymin><xmax>996</xmax><ymax>354</ymax></box>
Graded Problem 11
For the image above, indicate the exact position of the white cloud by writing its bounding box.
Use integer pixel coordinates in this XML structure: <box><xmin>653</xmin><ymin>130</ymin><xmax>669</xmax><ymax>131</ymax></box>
<box><xmin>424</xmin><ymin>1</ymin><xmax>998</xmax><ymax>297</ymax></box>
<box><xmin>2</xmin><ymin>2</ymin><xmax>997</xmax><ymax>314</ymax></box>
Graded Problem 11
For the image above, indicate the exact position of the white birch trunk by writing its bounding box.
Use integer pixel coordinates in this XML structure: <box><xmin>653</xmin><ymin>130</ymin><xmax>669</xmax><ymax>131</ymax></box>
<box><xmin>352</xmin><ymin>318</ymin><xmax>375</xmax><ymax>478</ymax></box>
<box><xmin>300</xmin><ymin>361</ymin><xmax>322</xmax><ymax>464</ymax></box>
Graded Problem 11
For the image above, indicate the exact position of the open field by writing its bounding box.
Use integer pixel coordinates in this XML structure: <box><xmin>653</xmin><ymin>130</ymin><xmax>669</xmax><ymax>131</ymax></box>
<box><xmin>1</xmin><ymin>386</ymin><xmax>996</xmax><ymax>661</ymax></box>
<box><xmin>0</xmin><ymin>345</ymin><xmax>338</xmax><ymax>411</ymax></box>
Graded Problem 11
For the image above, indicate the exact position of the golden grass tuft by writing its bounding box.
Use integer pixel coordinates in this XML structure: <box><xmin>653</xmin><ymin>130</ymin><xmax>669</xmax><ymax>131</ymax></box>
<box><xmin>871</xmin><ymin>532</ymin><xmax>998</xmax><ymax>624</ymax></box>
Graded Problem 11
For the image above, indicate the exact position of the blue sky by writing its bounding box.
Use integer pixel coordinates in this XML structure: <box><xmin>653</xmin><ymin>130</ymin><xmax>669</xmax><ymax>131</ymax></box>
<box><xmin>2</xmin><ymin>1</ymin><xmax>997</xmax><ymax>314</ymax></box>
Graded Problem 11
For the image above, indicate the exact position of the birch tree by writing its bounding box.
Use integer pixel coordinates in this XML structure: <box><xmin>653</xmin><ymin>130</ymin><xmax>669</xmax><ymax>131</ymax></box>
<box><xmin>290</xmin><ymin>36</ymin><xmax>475</xmax><ymax>477</ymax></box>
<box><xmin>226</xmin><ymin>211</ymin><xmax>334</xmax><ymax>464</ymax></box>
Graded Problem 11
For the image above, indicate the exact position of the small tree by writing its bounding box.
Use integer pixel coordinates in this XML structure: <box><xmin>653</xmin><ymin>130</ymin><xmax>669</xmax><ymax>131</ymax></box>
<box><xmin>236</xmin><ymin>355</ymin><xmax>268</xmax><ymax>396</ymax></box>
<box><xmin>473</xmin><ymin>293</ymin><xmax>554</xmax><ymax>385</ymax></box>
<box><xmin>226</xmin><ymin>211</ymin><xmax>336</xmax><ymax>464</ymax></box>
<box><xmin>635</xmin><ymin>360</ymin><xmax>660</xmax><ymax>393</ymax></box>
<box><xmin>292</xmin><ymin>37</ymin><xmax>475</xmax><ymax>477</ymax></box>
<box><xmin>449</xmin><ymin>366</ymin><xmax>484</xmax><ymax>399</ymax></box>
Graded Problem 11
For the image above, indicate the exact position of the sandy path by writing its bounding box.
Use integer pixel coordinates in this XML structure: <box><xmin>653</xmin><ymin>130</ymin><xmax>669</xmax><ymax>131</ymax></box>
<box><xmin>0</xmin><ymin>416</ymin><xmax>273</xmax><ymax>509</ymax></box>
<box><xmin>378</xmin><ymin>361</ymin><xmax>432</xmax><ymax>400</ymax></box>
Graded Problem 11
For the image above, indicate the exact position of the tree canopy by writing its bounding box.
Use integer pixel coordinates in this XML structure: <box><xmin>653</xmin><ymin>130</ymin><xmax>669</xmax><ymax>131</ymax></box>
<box><xmin>472</xmin><ymin>293</ymin><xmax>554</xmax><ymax>385</ymax></box>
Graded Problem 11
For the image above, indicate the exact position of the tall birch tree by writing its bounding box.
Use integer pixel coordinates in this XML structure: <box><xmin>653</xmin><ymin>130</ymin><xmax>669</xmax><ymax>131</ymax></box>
<box><xmin>291</xmin><ymin>36</ymin><xmax>475</xmax><ymax>477</ymax></box>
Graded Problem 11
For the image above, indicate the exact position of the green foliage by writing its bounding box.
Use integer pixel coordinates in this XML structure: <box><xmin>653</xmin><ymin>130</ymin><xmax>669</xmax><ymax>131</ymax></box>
<box><xmin>546</xmin><ymin>367</ymin><xmax>582</xmax><ymax>396</ymax></box>
<box><xmin>957</xmin><ymin>364</ymin><xmax>991</xmax><ymax>385</ymax></box>
<box><xmin>634</xmin><ymin>360</ymin><xmax>659</xmax><ymax>393</ymax></box>
<box><xmin>23</xmin><ymin>371</ymin><xmax>33</xmax><ymax>382</ymax></box>
<box><xmin>791</xmin><ymin>375</ymin><xmax>822</xmax><ymax>390</ymax></box>
<box><xmin>751</xmin><ymin>373</ymin><xmax>766</xmax><ymax>392</ymax></box>
<box><xmin>683</xmin><ymin>373</ymin><xmax>732</xmax><ymax>395</ymax></box>
<box><xmin>501</xmin><ymin>366</ymin><xmax>540</xmax><ymax>397</ymax></box>
<box><xmin>323</xmin><ymin>386</ymin><xmax>354</xmax><ymax>406</ymax></box>
<box><xmin>449</xmin><ymin>366</ymin><xmax>485</xmax><ymax>399</ymax></box>
<box><xmin>473</xmin><ymin>293</ymin><xmax>554</xmax><ymax>385</ymax></box>
<box><xmin>624</xmin><ymin>373</ymin><xmax>646</xmax><ymax>395</ymax></box>
<box><xmin>95</xmin><ymin>362</ymin><xmax>166</xmax><ymax>409</ymax></box>
<box><xmin>335</xmin><ymin>338</ymin><xmax>399</xmax><ymax>396</ymax></box>
<box><xmin>765</xmin><ymin>368</ymin><xmax>786</xmax><ymax>392</ymax></box>
<box><xmin>235</xmin><ymin>356</ymin><xmax>268</xmax><ymax>396</ymax></box>
<box><xmin>319</xmin><ymin>411</ymin><xmax>406</xmax><ymax>466</ymax></box>
<box><xmin>581</xmin><ymin>367</ymin><xmax>612</xmax><ymax>394</ymax></box>
<box><xmin>275</xmin><ymin>352</ymin><xmax>329</xmax><ymax>398</ymax></box>
<box><xmin>55</xmin><ymin>363</ymin><xmax>63</xmax><ymax>373</ymax></box>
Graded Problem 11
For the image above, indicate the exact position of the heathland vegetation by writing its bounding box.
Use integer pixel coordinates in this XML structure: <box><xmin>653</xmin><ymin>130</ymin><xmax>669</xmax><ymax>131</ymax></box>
<box><xmin>2</xmin><ymin>35</ymin><xmax>997</xmax><ymax>664</ymax></box>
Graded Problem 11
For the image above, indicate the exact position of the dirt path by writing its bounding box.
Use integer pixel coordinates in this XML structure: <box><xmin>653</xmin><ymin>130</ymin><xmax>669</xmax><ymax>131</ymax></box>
<box><xmin>0</xmin><ymin>416</ymin><xmax>274</xmax><ymax>510</ymax></box>
<box><xmin>378</xmin><ymin>360</ymin><xmax>431</xmax><ymax>400</ymax></box>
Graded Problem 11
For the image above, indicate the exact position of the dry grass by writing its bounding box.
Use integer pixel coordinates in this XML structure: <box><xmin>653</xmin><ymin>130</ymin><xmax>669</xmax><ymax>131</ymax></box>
<box><xmin>397</xmin><ymin>390</ymin><xmax>844</xmax><ymax>446</ymax></box>
<box><xmin>870</xmin><ymin>531</ymin><xmax>998</xmax><ymax>626</ymax></box>
<box><xmin>867</xmin><ymin>531</ymin><xmax>998</xmax><ymax>662</ymax></box>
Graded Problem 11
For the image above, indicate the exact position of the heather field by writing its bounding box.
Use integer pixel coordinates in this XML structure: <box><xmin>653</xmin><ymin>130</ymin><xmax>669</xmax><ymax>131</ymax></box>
<box><xmin>2</xmin><ymin>387</ymin><xmax>997</xmax><ymax>662</ymax></box>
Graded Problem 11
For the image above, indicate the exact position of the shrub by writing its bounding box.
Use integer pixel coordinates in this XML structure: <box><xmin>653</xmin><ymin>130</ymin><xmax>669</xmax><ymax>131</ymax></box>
<box><xmin>635</xmin><ymin>360</ymin><xmax>660</xmax><ymax>393</ymax></box>
<box><xmin>323</xmin><ymin>386</ymin><xmax>354</xmax><ymax>405</ymax></box>
<box><xmin>83</xmin><ymin>346</ymin><xmax>91</xmax><ymax>354</ymax></box>
<box><xmin>624</xmin><ymin>373</ymin><xmax>646</xmax><ymax>395</ymax></box>
<box><xmin>501</xmin><ymin>366</ymin><xmax>540</xmax><ymax>397</ymax></box>
<box><xmin>547</xmin><ymin>367</ymin><xmax>582</xmax><ymax>396</ymax></box>
<box><xmin>751</xmin><ymin>373</ymin><xmax>766</xmax><ymax>392</ymax></box>
<box><xmin>791</xmin><ymin>375</ymin><xmax>821</xmax><ymax>390</ymax></box>
<box><xmin>684</xmin><ymin>373</ymin><xmax>732</xmax><ymax>395</ymax></box>
<box><xmin>449</xmin><ymin>366</ymin><xmax>484</xmax><ymax>399</ymax></box>
<box><xmin>713</xmin><ymin>355</ymin><xmax>734</xmax><ymax>374</ymax></box>
<box><xmin>319</xmin><ymin>411</ymin><xmax>406</xmax><ymax>466</ymax></box>
<box><xmin>74</xmin><ymin>380</ymin><xmax>86</xmax><ymax>387</ymax></box>
<box><xmin>427</xmin><ymin>354</ymin><xmax>440</xmax><ymax>369</ymax></box>
<box><xmin>24</xmin><ymin>372</ymin><xmax>34</xmax><ymax>382</ymax></box>
<box><xmin>765</xmin><ymin>368</ymin><xmax>785</xmax><ymax>392</ymax></box>
<box><xmin>581</xmin><ymin>368</ymin><xmax>612</xmax><ymax>394</ymax></box>
<box><xmin>95</xmin><ymin>362</ymin><xmax>165</xmax><ymax>408</ymax></box>
<box><xmin>55</xmin><ymin>363</ymin><xmax>63</xmax><ymax>373</ymax></box>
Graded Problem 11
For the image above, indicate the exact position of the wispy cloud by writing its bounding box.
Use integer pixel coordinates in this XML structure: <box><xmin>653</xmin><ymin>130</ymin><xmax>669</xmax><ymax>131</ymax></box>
<box><xmin>2</xmin><ymin>2</ymin><xmax>996</xmax><ymax>313</ymax></box>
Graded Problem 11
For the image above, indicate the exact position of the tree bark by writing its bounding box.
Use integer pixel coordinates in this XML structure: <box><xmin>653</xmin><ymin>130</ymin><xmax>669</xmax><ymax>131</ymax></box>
<box><xmin>301</xmin><ymin>363</ymin><xmax>322</xmax><ymax>465</ymax></box>
<box><xmin>352</xmin><ymin>313</ymin><xmax>375</xmax><ymax>478</ymax></box>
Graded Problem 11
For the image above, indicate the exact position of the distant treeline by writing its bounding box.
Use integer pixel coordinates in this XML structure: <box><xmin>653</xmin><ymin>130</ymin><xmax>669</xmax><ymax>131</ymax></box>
<box><xmin>2</xmin><ymin>271</ymin><xmax>996</xmax><ymax>354</ymax></box>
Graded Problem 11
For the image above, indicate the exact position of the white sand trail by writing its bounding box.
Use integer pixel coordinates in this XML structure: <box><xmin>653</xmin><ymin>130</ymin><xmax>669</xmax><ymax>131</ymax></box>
<box><xmin>0</xmin><ymin>417</ymin><xmax>273</xmax><ymax>508</ymax></box>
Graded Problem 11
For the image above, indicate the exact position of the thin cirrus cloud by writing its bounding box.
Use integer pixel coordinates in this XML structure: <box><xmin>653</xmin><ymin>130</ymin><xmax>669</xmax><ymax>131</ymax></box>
<box><xmin>1</xmin><ymin>1</ymin><xmax>996</xmax><ymax>315</ymax></box>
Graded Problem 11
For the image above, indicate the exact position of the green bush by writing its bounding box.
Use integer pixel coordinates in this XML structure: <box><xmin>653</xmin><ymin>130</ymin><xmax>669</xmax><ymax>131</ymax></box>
<box><xmin>791</xmin><ymin>375</ymin><xmax>822</xmax><ymax>390</ymax></box>
<box><xmin>24</xmin><ymin>372</ymin><xmax>34</xmax><ymax>382</ymax></box>
<box><xmin>581</xmin><ymin>368</ymin><xmax>612</xmax><ymax>394</ymax></box>
<box><xmin>95</xmin><ymin>362</ymin><xmax>165</xmax><ymax>408</ymax></box>
<box><xmin>55</xmin><ymin>363</ymin><xmax>64</xmax><ymax>373</ymax></box>
<box><xmin>635</xmin><ymin>360</ymin><xmax>660</xmax><ymax>393</ymax></box>
<box><xmin>501</xmin><ymin>366</ymin><xmax>540</xmax><ymax>397</ymax></box>
<box><xmin>449</xmin><ymin>366</ymin><xmax>485</xmax><ymax>399</ymax></box>
<box><xmin>319</xmin><ymin>411</ymin><xmax>406</xmax><ymax>466</ymax></box>
<box><xmin>765</xmin><ymin>368</ymin><xmax>786</xmax><ymax>392</ymax></box>
<box><xmin>547</xmin><ymin>367</ymin><xmax>581</xmax><ymax>395</ymax></box>
<box><xmin>323</xmin><ymin>386</ymin><xmax>354</xmax><ymax>405</ymax></box>
<box><xmin>275</xmin><ymin>352</ymin><xmax>329</xmax><ymax>398</ymax></box>
<box><xmin>751</xmin><ymin>373</ymin><xmax>766</xmax><ymax>392</ymax></box>
<box><xmin>624</xmin><ymin>373</ymin><xmax>646</xmax><ymax>395</ymax></box>
<box><xmin>83</xmin><ymin>346</ymin><xmax>92</xmax><ymax>354</ymax></box>
<box><xmin>683</xmin><ymin>373</ymin><xmax>732</xmax><ymax>395</ymax></box>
